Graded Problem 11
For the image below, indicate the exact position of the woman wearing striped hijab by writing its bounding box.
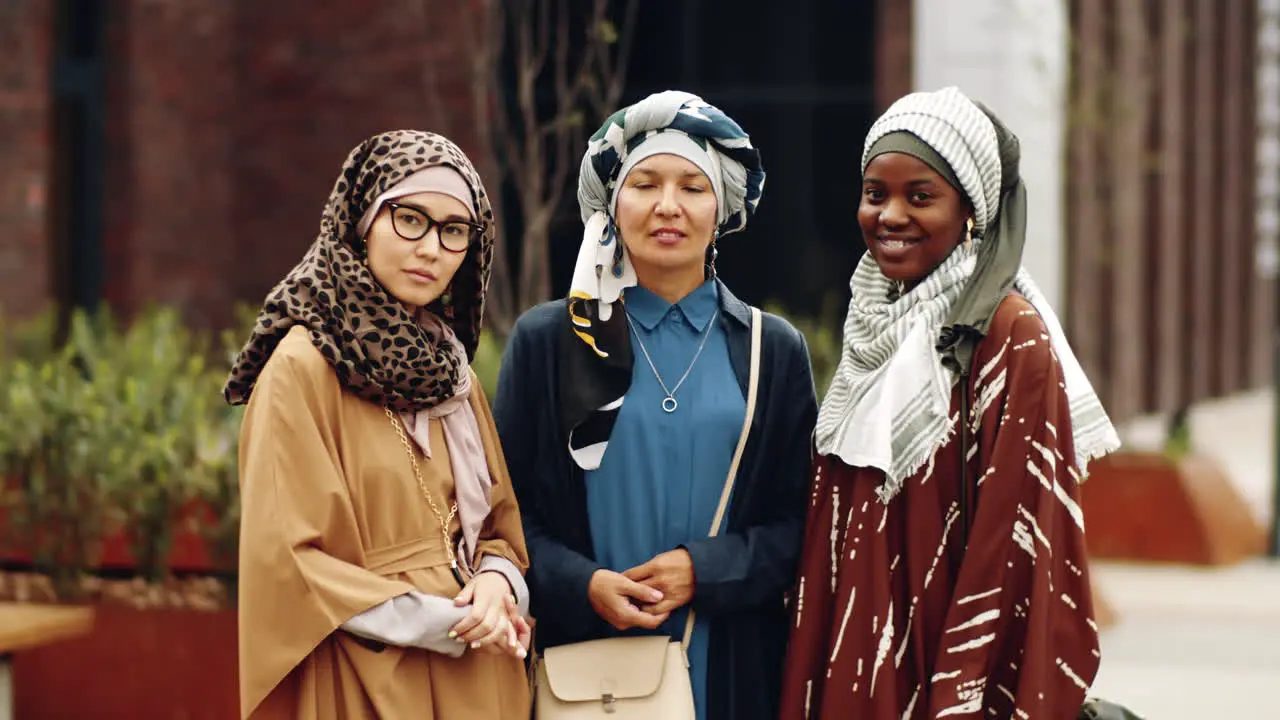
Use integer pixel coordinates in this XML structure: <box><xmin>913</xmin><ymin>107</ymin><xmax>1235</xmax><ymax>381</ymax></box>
<box><xmin>494</xmin><ymin>90</ymin><xmax>817</xmax><ymax>719</ymax></box>
<box><xmin>779</xmin><ymin>88</ymin><xmax>1120</xmax><ymax>719</ymax></box>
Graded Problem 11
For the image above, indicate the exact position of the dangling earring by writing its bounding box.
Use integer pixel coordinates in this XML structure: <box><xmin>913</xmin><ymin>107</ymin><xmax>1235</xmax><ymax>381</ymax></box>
<box><xmin>964</xmin><ymin>217</ymin><xmax>975</xmax><ymax>250</ymax></box>
<box><xmin>442</xmin><ymin>286</ymin><xmax>455</xmax><ymax>320</ymax></box>
<box><xmin>708</xmin><ymin>231</ymin><xmax>720</xmax><ymax>279</ymax></box>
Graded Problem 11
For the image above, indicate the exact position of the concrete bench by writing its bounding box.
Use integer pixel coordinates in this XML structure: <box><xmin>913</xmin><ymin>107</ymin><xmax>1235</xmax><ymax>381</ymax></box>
<box><xmin>0</xmin><ymin>604</ymin><xmax>95</xmax><ymax>720</ymax></box>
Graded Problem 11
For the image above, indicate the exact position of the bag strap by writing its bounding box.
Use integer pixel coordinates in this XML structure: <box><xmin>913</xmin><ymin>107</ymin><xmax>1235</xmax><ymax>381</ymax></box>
<box><xmin>958</xmin><ymin>372</ymin><xmax>972</xmax><ymax>547</ymax></box>
<box><xmin>939</xmin><ymin>368</ymin><xmax>975</xmax><ymax>634</ymax></box>
<box><xmin>681</xmin><ymin>306</ymin><xmax>762</xmax><ymax>651</ymax></box>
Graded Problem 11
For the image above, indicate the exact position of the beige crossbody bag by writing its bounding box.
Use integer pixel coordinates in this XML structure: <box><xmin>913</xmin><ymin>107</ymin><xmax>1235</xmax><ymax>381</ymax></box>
<box><xmin>532</xmin><ymin>307</ymin><xmax>762</xmax><ymax>719</ymax></box>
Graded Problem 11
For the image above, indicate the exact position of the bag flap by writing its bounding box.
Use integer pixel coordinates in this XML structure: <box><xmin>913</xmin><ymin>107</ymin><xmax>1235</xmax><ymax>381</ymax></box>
<box><xmin>540</xmin><ymin>636</ymin><xmax>674</xmax><ymax>702</ymax></box>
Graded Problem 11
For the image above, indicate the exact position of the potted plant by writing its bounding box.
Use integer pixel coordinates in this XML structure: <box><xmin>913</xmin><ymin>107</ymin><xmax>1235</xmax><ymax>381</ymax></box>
<box><xmin>0</xmin><ymin>340</ymin><xmax>119</xmax><ymax>598</ymax></box>
<box><xmin>0</xmin><ymin>306</ymin><xmax>242</xmax><ymax>717</ymax></box>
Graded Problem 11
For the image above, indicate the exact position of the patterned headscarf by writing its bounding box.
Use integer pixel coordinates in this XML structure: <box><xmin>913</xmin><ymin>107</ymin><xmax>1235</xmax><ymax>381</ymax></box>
<box><xmin>814</xmin><ymin>87</ymin><xmax>1119</xmax><ymax>501</ymax></box>
<box><xmin>223</xmin><ymin>130</ymin><xmax>496</xmax><ymax>412</ymax></box>
<box><xmin>562</xmin><ymin>90</ymin><xmax>765</xmax><ymax>470</ymax></box>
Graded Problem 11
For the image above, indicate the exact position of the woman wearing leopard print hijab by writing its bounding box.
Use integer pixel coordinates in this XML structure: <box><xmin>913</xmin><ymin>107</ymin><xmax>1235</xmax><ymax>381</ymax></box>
<box><xmin>226</xmin><ymin>130</ymin><xmax>531</xmax><ymax>719</ymax></box>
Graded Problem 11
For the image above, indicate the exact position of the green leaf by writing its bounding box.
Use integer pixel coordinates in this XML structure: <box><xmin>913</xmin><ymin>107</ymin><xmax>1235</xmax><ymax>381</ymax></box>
<box><xmin>596</xmin><ymin>19</ymin><xmax>618</xmax><ymax>44</ymax></box>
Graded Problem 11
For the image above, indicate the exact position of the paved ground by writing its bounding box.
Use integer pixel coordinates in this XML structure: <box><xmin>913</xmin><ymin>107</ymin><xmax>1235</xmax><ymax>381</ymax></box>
<box><xmin>1087</xmin><ymin>389</ymin><xmax>1279</xmax><ymax>719</ymax></box>
<box><xmin>1089</xmin><ymin>560</ymin><xmax>1280</xmax><ymax>719</ymax></box>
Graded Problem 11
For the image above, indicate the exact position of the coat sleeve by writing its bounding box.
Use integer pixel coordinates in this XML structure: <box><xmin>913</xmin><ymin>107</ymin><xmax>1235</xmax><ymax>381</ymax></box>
<box><xmin>341</xmin><ymin>590</ymin><xmax>470</xmax><ymax>656</ymax></box>
<box><xmin>237</xmin><ymin>345</ymin><xmax>418</xmax><ymax>717</ymax></box>
<box><xmin>927</xmin><ymin>311</ymin><xmax>1100</xmax><ymax>719</ymax></box>
<box><xmin>468</xmin><ymin>372</ymin><xmax>532</xmax><ymax>615</ymax></box>
<box><xmin>493</xmin><ymin>319</ymin><xmax>611</xmax><ymax>641</ymax></box>
<box><xmin>680</xmin><ymin>327</ymin><xmax>818</xmax><ymax>614</ymax></box>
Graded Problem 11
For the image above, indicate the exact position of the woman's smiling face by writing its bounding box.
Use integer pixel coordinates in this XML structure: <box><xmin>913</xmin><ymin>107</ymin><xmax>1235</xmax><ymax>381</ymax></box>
<box><xmin>858</xmin><ymin>152</ymin><xmax>971</xmax><ymax>285</ymax></box>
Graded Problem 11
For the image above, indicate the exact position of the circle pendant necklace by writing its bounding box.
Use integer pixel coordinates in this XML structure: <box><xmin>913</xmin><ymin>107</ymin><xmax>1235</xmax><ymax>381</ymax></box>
<box><xmin>626</xmin><ymin>308</ymin><xmax>720</xmax><ymax>413</ymax></box>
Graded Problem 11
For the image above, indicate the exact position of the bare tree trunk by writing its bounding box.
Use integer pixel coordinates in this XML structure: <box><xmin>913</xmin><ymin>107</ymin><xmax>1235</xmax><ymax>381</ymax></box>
<box><xmin>465</xmin><ymin>1</ymin><xmax>517</xmax><ymax>336</ymax></box>
<box><xmin>419</xmin><ymin>0</ymin><xmax>639</xmax><ymax>339</ymax></box>
<box><xmin>510</xmin><ymin>0</ymin><xmax>639</xmax><ymax>314</ymax></box>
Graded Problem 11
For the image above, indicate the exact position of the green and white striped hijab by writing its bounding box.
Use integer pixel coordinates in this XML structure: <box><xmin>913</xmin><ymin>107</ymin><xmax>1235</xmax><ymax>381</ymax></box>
<box><xmin>814</xmin><ymin>87</ymin><xmax>1119</xmax><ymax>502</ymax></box>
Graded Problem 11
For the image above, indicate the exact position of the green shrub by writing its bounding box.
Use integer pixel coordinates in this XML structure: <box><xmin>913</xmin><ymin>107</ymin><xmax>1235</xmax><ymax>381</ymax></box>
<box><xmin>763</xmin><ymin>300</ymin><xmax>844</xmax><ymax>400</ymax></box>
<box><xmin>0</xmin><ymin>306</ymin><xmax>240</xmax><ymax>588</ymax></box>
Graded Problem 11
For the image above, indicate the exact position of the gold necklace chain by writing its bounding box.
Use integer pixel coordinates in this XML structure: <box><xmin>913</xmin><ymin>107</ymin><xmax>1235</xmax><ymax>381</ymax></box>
<box><xmin>384</xmin><ymin>407</ymin><xmax>460</xmax><ymax>570</ymax></box>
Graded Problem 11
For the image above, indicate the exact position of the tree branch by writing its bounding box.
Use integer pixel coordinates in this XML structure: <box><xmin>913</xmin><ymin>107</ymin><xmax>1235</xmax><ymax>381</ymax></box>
<box><xmin>425</xmin><ymin>0</ymin><xmax>642</xmax><ymax>319</ymax></box>
<box><xmin>606</xmin><ymin>0</ymin><xmax>641</xmax><ymax>111</ymax></box>
<box><xmin>465</xmin><ymin>0</ymin><xmax>515</xmax><ymax>333</ymax></box>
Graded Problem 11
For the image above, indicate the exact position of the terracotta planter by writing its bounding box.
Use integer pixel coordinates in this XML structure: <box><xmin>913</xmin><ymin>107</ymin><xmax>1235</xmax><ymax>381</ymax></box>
<box><xmin>12</xmin><ymin>604</ymin><xmax>238</xmax><ymax>718</ymax></box>
<box><xmin>0</xmin><ymin>499</ymin><xmax>233</xmax><ymax>576</ymax></box>
<box><xmin>95</xmin><ymin>499</ymin><xmax>234</xmax><ymax>575</ymax></box>
<box><xmin>1081</xmin><ymin>450</ymin><xmax>1266</xmax><ymax>565</ymax></box>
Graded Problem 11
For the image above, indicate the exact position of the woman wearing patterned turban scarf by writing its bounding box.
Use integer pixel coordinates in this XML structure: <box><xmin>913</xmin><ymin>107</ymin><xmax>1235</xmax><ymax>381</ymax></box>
<box><xmin>778</xmin><ymin>87</ymin><xmax>1121</xmax><ymax>719</ymax></box>
<box><xmin>493</xmin><ymin>90</ymin><xmax>818</xmax><ymax>720</ymax></box>
<box><xmin>226</xmin><ymin>130</ymin><xmax>532</xmax><ymax>719</ymax></box>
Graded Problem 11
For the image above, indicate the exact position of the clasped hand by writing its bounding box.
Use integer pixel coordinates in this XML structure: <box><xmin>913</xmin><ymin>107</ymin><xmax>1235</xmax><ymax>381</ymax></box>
<box><xmin>449</xmin><ymin>571</ymin><xmax>530</xmax><ymax>659</ymax></box>
<box><xmin>588</xmin><ymin>549</ymin><xmax>695</xmax><ymax>631</ymax></box>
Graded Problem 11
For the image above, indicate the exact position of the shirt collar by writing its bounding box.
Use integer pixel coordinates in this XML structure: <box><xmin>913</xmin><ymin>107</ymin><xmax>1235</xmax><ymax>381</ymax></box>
<box><xmin>624</xmin><ymin>279</ymin><xmax>720</xmax><ymax>332</ymax></box>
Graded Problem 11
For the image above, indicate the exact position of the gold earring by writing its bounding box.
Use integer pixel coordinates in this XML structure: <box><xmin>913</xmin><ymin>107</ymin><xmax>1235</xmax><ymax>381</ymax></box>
<box><xmin>964</xmin><ymin>217</ymin><xmax>975</xmax><ymax>250</ymax></box>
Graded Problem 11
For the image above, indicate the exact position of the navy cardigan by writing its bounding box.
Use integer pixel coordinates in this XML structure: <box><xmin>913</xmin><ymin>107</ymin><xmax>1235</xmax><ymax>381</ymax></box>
<box><xmin>493</xmin><ymin>281</ymin><xmax>817</xmax><ymax>720</ymax></box>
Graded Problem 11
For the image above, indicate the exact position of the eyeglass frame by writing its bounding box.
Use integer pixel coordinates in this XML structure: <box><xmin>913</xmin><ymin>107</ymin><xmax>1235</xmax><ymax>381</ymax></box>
<box><xmin>382</xmin><ymin>201</ymin><xmax>485</xmax><ymax>254</ymax></box>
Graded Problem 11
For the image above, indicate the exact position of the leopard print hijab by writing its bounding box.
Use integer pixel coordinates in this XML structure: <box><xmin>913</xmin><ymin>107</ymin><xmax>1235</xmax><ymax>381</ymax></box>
<box><xmin>223</xmin><ymin>130</ymin><xmax>496</xmax><ymax>412</ymax></box>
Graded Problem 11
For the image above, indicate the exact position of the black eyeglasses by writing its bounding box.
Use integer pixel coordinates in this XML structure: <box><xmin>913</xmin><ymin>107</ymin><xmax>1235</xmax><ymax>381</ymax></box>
<box><xmin>384</xmin><ymin>201</ymin><xmax>484</xmax><ymax>253</ymax></box>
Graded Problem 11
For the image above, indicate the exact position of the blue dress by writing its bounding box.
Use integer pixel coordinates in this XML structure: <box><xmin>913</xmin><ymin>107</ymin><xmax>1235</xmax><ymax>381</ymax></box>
<box><xmin>584</xmin><ymin>279</ymin><xmax>746</xmax><ymax>720</ymax></box>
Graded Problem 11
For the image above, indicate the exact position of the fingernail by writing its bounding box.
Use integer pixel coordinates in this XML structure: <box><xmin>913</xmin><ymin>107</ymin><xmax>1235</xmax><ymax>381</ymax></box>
<box><xmin>516</xmin><ymin>648</ymin><xmax>527</xmax><ymax>659</ymax></box>
<box><xmin>447</xmin><ymin>631</ymin><xmax>457</xmax><ymax>639</ymax></box>
<box><xmin>471</xmin><ymin>641</ymin><xmax>481</xmax><ymax>649</ymax></box>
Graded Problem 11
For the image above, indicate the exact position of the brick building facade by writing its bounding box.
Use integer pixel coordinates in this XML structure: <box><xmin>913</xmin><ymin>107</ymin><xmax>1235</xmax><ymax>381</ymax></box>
<box><xmin>0</xmin><ymin>1</ymin><xmax>54</xmax><ymax>322</ymax></box>
<box><xmin>2</xmin><ymin>0</ymin><xmax>911</xmax><ymax>334</ymax></box>
<box><xmin>0</xmin><ymin>0</ymin><xmax>479</xmax><ymax>330</ymax></box>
